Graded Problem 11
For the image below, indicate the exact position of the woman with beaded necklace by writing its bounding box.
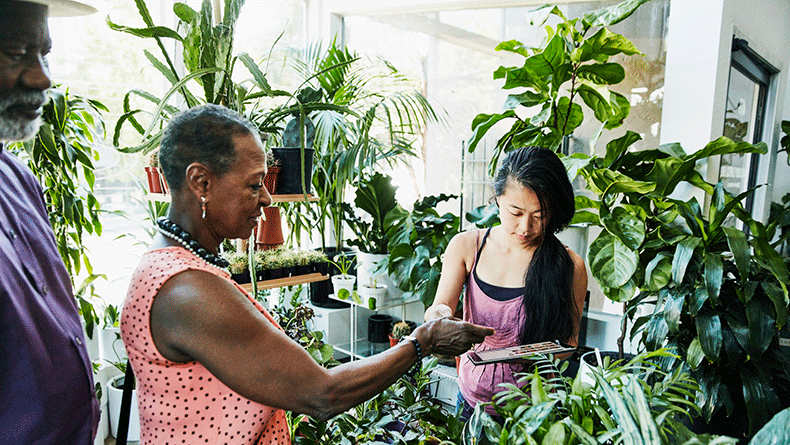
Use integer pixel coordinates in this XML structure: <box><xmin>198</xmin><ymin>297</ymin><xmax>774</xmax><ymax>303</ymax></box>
<box><xmin>120</xmin><ymin>104</ymin><xmax>493</xmax><ymax>445</ymax></box>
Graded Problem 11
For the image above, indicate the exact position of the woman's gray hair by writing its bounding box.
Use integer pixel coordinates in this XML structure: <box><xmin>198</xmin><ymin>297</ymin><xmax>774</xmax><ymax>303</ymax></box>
<box><xmin>159</xmin><ymin>104</ymin><xmax>259</xmax><ymax>192</ymax></box>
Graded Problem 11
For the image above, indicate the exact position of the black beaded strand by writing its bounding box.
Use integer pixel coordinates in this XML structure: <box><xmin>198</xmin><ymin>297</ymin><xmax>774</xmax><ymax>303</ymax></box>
<box><xmin>156</xmin><ymin>217</ymin><xmax>230</xmax><ymax>270</ymax></box>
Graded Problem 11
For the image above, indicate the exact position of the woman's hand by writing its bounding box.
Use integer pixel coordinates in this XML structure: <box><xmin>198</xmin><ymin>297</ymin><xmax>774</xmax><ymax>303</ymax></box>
<box><xmin>414</xmin><ymin>317</ymin><xmax>494</xmax><ymax>357</ymax></box>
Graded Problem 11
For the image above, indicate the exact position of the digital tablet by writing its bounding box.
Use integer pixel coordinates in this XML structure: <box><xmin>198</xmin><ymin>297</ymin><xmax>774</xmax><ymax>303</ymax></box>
<box><xmin>467</xmin><ymin>340</ymin><xmax>576</xmax><ymax>365</ymax></box>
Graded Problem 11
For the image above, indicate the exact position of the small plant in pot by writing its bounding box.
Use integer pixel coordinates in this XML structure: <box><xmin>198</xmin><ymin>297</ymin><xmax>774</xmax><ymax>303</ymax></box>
<box><xmin>328</xmin><ymin>253</ymin><xmax>356</xmax><ymax>299</ymax></box>
<box><xmin>389</xmin><ymin>321</ymin><xmax>412</xmax><ymax>348</ymax></box>
<box><xmin>358</xmin><ymin>275</ymin><xmax>387</xmax><ymax>310</ymax></box>
<box><xmin>225</xmin><ymin>250</ymin><xmax>250</xmax><ymax>284</ymax></box>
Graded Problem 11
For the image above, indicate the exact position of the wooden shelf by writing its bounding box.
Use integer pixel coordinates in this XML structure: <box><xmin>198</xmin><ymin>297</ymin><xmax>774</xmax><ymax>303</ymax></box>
<box><xmin>147</xmin><ymin>193</ymin><xmax>318</xmax><ymax>203</ymax></box>
<box><xmin>239</xmin><ymin>272</ymin><xmax>328</xmax><ymax>291</ymax></box>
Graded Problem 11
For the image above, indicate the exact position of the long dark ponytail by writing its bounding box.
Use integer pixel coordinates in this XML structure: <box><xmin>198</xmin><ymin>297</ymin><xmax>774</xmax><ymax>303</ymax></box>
<box><xmin>493</xmin><ymin>147</ymin><xmax>578</xmax><ymax>345</ymax></box>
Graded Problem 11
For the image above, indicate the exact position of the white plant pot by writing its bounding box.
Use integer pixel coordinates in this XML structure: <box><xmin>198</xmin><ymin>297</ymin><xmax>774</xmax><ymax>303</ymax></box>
<box><xmin>331</xmin><ymin>274</ymin><xmax>356</xmax><ymax>297</ymax></box>
<box><xmin>107</xmin><ymin>374</ymin><xmax>140</xmax><ymax>441</ymax></box>
<box><xmin>356</xmin><ymin>251</ymin><xmax>402</xmax><ymax>301</ymax></box>
<box><xmin>359</xmin><ymin>284</ymin><xmax>388</xmax><ymax>309</ymax></box>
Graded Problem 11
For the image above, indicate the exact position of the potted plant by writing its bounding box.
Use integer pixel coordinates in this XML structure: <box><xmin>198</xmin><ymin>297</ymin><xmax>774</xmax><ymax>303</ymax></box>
<box><xmin>389</xmin><ymin>320</ymin><xmax>412</xmax><ymax>348</ymax></box>
<box><xmin>358</xmin><ymin>275</ymin><xmax>387</xmax><ymax>311</ymax></box>
<box><xmin>347</xmin><ymin>172</ymin><xmax>400</xmax><ymax>301</ymax></box>
<box><xmin>106</xmin><ymin>362</ymin><xmax>140</xmax><ymax>442</ymax></box>
<box><xmin>464</xmin><ymin>349</ymin><xmax>734</xmax><ymax>444</ymax></box>
<box><xmin>328</xmin><ymin>253</ymin><xmax>356</xmax><ymax>298</ymax></box>
<box><xmin>225</xmin><ymin>250</ymin><xmax>250</xmax><ymax>284</ymax></box>
<box><xmin>384</xmin><ymin>194</ymin><xmax>461</xmax><ymax>307</ymax></box>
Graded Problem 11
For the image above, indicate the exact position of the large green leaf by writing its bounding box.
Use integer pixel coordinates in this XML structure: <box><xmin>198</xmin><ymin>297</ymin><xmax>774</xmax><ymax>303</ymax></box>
<box><xmin>576</xmin><ymin>63</ymin><xmax>625</xmax><ymax>85</ymax></box>
<box><xmin>664</xmin><ymin>290</ymin><xmax>685</xmax><ymax>335</ymax></box>
<box><xmin>601</xmin><ymin>205</ymin><xmax>646</xmax><ymax>250</ymax></box>
<box><xmin>644</xmin><ymin>253</ymin><xmax>672</xmax><ymax>291</ymax></box>
<box><xmin>105</xmin><ymin>17</ymin><xmax>183</xmax><ymax>40</ymax></box>
<box><xmin>704</xmin><ymin>253</ymin><xmax>723</xmax><ymax>306</ymax></box>
<box><xmin>604</xmin><ymin>130</ymin><xmax>642</xmax><ymax>167</ymax></box>
<box><xmin>605</xmin><ymin>91</ymin><xmax>631</xmax><ymax>129</ymax></box>
<box><xmin>645</xmin><ymin>312</ymin><xmax>669</xmax><ymax>351</ymax></box>
<box><xmin>582</xmin><ymin>0</ymin><xmax>652</xmax><ymax>28</ymax></box>
<box><xmin>686</xmin><ymin>337</ymin><xmax>705</xmax><ymax>369</ymax></box>
<box><xmin>494</xmin><ymin>39</ymin><xmax>531</xmax><ymax>57</ymax></box>
<box><xmin>746</xmin><ymin>298</ymin><xmax>775</xmax><ymax>356</ymax></box>
<box><xmin>748</xmin><ymin>406</ymin><xmax>790</xmax><ymax>445</ymax></box>
<box><xmin>573</xmin><ymin>27</ymin><xmax>641</xmax><ymax>63</ymax></box>
<box><xmin>588</xmin><ymin>231</ymin><xmax>639</xmax><ymax>288</ymax></box>
<box><xmin>695</xmin><ymin>312</ymin><xmax>723</xmax><ymax>361</ymax></box>
<box><xmin>503</xmin><ymin>90</ymin><xmax>548</xmax><ymax>110</ymax></box>
<box><xmin>468</xmin><ymin>110</ymin><xmax>517</xmax><ymax>153</ymax></box>
<box><xmin>554</xmin><ymin>97</ymin><xmax>584</xmax><ymax>135</ymax></box>
<box><xmin>741</xmin><ymin>367</ymin><xmax>782</xmax><ymax>436</ymax></box>
<box><xmin>672</xmin><ymin>237</ymin><xmax>701</xmax><ymax>284</ymax></box>
<box><xmin>723</xmin><ymin>227</ymin><xmax>750</xmax><ymax>281</ymax></box>
<box><xmin>524</xmin><ymin>34</ymin><xmax>567</xmax><ymax>79</ymax></box>
<box><xmin>577</xmin><ymin>83</ymin><xmax>612</xmax><ymax>123</ymax></box>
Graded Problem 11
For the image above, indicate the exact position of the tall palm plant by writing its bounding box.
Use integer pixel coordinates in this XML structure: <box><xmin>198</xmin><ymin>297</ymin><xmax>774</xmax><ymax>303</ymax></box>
<box><xmin>286</xmin><ymin>40</ymin><xmax>445</xmax><ymax>250</ymax></box>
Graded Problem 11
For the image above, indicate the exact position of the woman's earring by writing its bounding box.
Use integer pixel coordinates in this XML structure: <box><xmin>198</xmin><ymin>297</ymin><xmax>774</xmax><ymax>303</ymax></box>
<box><xmin>201</xmin><ymin>196</ymin><xmax>207</xmax><ymax>219</ymax></box>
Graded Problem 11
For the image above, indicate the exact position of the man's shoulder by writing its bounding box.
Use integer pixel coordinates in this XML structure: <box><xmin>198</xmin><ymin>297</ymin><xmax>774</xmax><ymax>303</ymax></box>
<box><xmin>0</xmin><ymin>150</ymin><xmax>41</xmax><ymax>195</ymax></box>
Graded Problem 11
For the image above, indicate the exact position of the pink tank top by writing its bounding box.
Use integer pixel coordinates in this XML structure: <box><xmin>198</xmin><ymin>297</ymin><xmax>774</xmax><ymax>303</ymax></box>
<box><xmin>120</xmin><ymin>247</ymin><xmax>291</xmax><ymax>444</ymax></box>
<box><xmin>458</xmin><ymin>230</ymin><xmax>527</xmax><ymax>415</ymax></box>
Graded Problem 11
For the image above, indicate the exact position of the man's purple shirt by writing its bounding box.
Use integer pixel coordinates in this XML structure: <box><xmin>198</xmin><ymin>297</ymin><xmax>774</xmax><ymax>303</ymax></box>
<box><xmin>0</xmin><ymin>148</ymin><xmax>99</xmax><ymax>444</ymax></box>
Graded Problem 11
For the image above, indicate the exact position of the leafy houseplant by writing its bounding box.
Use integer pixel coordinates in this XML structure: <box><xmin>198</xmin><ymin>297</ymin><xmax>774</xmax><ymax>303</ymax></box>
<box><xmin>466</xmin><ymin>0</ymin><xmax>649</xmax><ymax>174</ymax></box>
<box><xmin>283</xmin><ymin>40</ymin><xmax>442</xmax><ymax>251</ymax></box>
<box><xmin>7</xmin><ymin>86</ymin><xmax>107</xmax><ymax>339</ymax></box>
<box><xmin>384</xmin><ymin>194</ymin><xmax>461</xmax><ymax>307</ymax></box>
<box><xmin>347</xmin><ymin>172</ymin><xmax>399</xmax><ymax>255</ymax></box>
<box><xmin>629</xmin><ymin>180</ymin><xmax>790</xmax><ymax>437</ymax></box>
<box><xmin>464</xmin><ymin>349</ymin><xmax>734</xmax><ymax>445</ymax></box>
<box><xmin>328</xmin><ymin>253</ymin><xmax>356</xmax><ymax>299</ymax></box>
<box><xmin>293</xmin><ymin>357</ymin><xmax>466</xmax><ymax>445</ymax></box>
<box><xmin>270</xmin><ymin>291</ymin><xmax>337</xmax><ymax>368</ymax></box>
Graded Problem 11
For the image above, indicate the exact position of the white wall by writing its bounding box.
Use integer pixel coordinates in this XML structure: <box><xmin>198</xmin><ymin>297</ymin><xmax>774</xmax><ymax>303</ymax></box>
<box><xmin>661</xmin><ymin>0</ymin><xmax>790</xmax><ymax>218</ymax></box>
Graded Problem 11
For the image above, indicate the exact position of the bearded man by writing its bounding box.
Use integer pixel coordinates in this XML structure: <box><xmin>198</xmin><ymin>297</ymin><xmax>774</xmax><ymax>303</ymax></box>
<box><xmin>0</xmin><ymin>1</ymin><xmax>100</xmax><ymax>443</ymax></box>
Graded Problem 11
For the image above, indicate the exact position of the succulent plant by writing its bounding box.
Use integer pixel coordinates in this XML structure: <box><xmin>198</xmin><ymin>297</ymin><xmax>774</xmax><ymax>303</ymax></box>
<box><xmin>391</xmin><ymin>321</ymin><xmax>411</xmax><ymax>340</ymax></box>
<box><xmin>224</xmin><ymin>251</ymin><xmax>248</xmax><ymax>274</ymax></box>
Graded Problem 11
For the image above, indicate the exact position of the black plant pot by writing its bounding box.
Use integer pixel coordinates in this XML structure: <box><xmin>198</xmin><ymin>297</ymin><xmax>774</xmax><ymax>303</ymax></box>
<box><xmin>296</xmin><ymin>264</ymin><xmax>310</xmax><ymax>276</ymax></box>
<box><xmin>231</xmin><ymin>271</ymin><xmax>251</xmax><ymax>284</ymax></box>
<box><xmin>271</xmin><ymin>147</ymin><xmax>314</xmax><ymax>195</ymax></box>
<box><xmin>269</xmin><ymin>268</ymin><xmax>283</xmax><ymax>280</ymax></box>
<box><xmin>283</xmin><ymin>265</ymin><xmax>296</xmax><ymax>277</ymax></box>
<box><xmin>368</xmin><ymin>314</ymin><xmax>394</xmax><ymax>343</ymax></box>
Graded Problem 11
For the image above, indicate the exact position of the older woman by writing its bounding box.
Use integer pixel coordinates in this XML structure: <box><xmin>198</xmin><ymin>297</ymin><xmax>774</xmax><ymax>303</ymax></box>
<box><xmin>120</xmin><ymin>104</ymin><xmax>493</xmax><ymax>445</ymax></box>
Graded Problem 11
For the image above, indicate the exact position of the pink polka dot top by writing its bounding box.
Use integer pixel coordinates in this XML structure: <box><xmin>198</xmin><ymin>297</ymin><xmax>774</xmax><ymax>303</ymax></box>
<box><xmin>120</xmin><ymin>247</ymin><xmax>291</xmax><ymax>444</ymax></box>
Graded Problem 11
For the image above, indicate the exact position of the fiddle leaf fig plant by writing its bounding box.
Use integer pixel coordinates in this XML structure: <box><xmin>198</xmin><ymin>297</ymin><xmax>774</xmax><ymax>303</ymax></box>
<box><xmin>384</xmin><ymin>194</ymin><xmax>460</xmax><ymax>307</ymax></box>
<box><xmin>467</xmin><ymin>0</ymin><xmax>649</xmax><ymax>173</ymax></box>
<box><xmin>346</xmin><ymin>172</ymin><xmax>399</xmax><ymax>255</ymax></box>
<box><xmin>566</xmin><ymin>131</ymin><xmax>790</xmax><ymax>436</ymax></box>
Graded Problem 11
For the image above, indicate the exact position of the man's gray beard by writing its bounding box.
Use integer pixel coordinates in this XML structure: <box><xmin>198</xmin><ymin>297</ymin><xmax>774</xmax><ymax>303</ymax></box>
<box><xmin>0</xmin><ymin>92</ymin><xmax>48</xmax><ymax>143</ymax></box>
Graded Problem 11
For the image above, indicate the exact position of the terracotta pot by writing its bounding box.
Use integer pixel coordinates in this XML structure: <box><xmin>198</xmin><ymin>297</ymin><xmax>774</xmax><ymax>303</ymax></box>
<box><xmin>389</xmin><ymin>334</ymin><xmax>399</xmax><ymax>348</ymax></box>
<box><xmin>256</xmin><ymin>207</ymin><xmax>284</xmax><ymax>250</ymax></box>
<box><xmin>144</xmin><ymin>166</ymin><xmax>162</xmax><ymax>194</ymax></box>
<box><xmin>264</xmin><ymin>165</ymin><xmax>280</xmax><ymax>194</ymax></box>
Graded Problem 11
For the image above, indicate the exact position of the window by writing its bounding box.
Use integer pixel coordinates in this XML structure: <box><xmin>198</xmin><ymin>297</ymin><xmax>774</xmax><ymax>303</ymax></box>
<box><xmin>720</xmin><ymin>37</ymin><xmax>778</xmax><ymax>220</ymax></box>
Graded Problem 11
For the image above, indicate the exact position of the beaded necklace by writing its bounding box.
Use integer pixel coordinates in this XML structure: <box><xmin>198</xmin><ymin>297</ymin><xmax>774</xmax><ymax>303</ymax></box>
<box><xmin>156</xmin><ymin>217</ymin><xmax>230</xmax><ymax>270</ymax></box>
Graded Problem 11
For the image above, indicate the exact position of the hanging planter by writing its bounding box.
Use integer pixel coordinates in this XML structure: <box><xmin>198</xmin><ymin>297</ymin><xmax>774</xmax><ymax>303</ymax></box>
<box><xmin>256</xmin><ymin>207</ymin><xmax>284</xmax><ymax>250</ymax></box>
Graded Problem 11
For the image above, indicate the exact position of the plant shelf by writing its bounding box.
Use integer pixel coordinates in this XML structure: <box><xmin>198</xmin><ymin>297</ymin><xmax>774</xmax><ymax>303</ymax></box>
<box><xmin>239</xmin><ymin>272</ymin><xmax>328</xmax><ymax>292</ymax></box>
<box><xmin>147</xmin><ymin>193</ymin><xmax>319</xmax><ymax>203</ymax></box>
